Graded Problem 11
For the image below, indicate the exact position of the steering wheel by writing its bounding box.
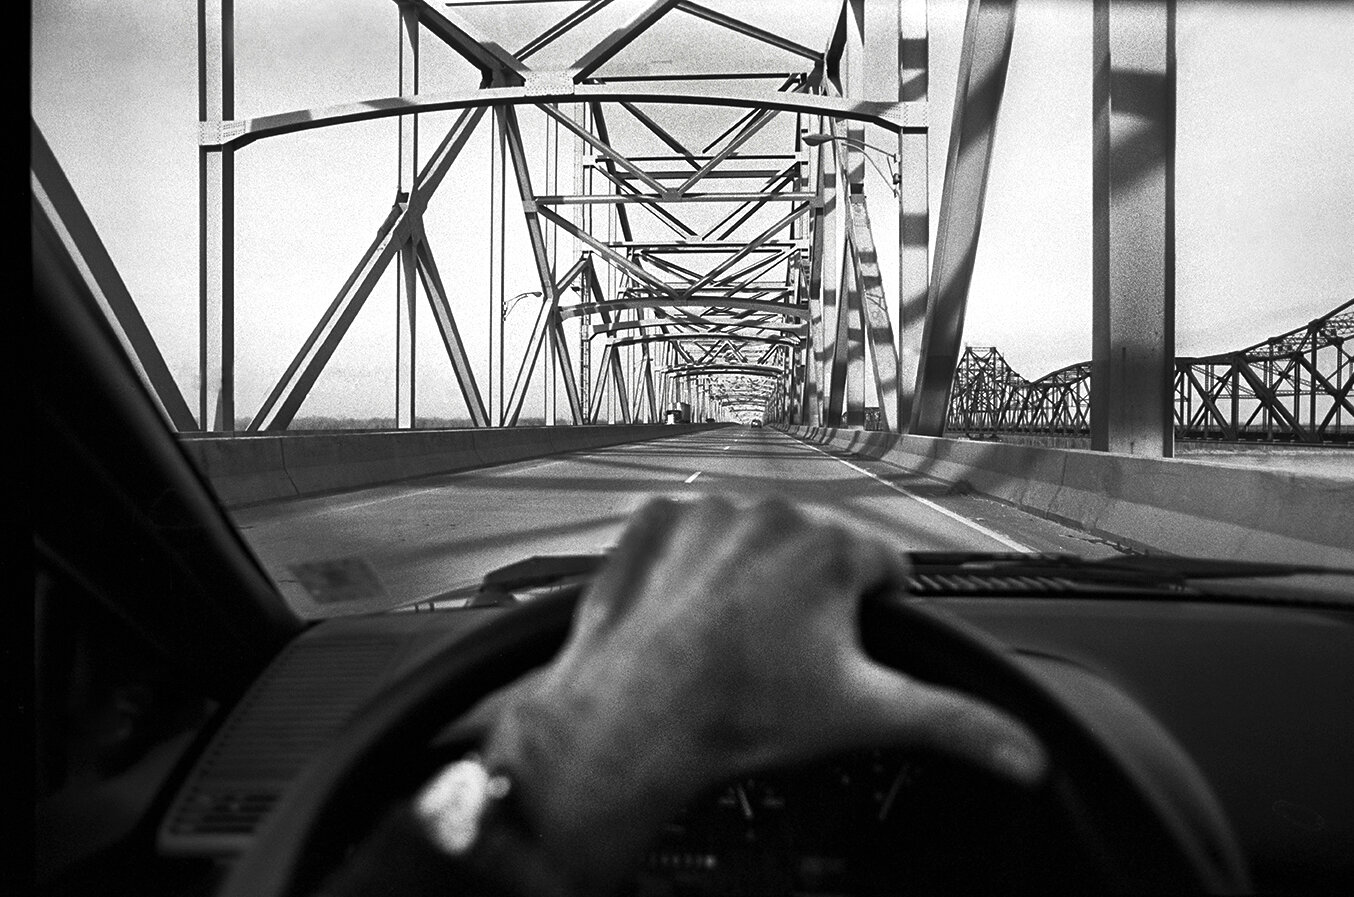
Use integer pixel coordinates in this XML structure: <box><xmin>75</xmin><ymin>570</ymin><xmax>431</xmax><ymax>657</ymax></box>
<box><xmin>220</xmin><ymin>588</ymin><xmax>1250</xmax><ymax>896</ymax></box>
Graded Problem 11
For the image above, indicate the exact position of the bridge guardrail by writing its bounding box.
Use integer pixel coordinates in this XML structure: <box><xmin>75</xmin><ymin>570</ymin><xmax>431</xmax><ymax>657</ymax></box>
<box><xmin>778</xmin><ymin>426</ymin><xmax>1354</xmax><ymax>568</ymax></box>
<box><xmin>180</xmin><ymin>424</ymin><xmax>726</xmax><ymax>508</ymax></box>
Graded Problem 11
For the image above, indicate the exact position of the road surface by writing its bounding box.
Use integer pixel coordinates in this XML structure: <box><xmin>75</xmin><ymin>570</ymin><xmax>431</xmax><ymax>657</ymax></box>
<box><xmin>229</xmin><ymin>427</ymin><xmax>1124</xmax><ymax>617</ymax></box>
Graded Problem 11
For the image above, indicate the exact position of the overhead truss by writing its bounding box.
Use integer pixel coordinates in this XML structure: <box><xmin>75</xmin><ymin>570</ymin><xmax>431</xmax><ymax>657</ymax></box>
<box><xmin>173</xmin><ymin>0</ymin><xmax>950</xmax><ymax>430</ymax></box>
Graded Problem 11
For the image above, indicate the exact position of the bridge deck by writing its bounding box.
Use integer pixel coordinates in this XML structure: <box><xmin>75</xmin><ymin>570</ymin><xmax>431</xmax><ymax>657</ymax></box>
<box><xmin>228</xmin><ymin>428</ymin><xmax>1121</xmax><ymax>617</ymax></box>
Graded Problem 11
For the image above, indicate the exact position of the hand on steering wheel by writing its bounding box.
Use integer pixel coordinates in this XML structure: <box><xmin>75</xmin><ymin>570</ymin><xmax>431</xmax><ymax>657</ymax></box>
<box><xmin>225</xmin><ymin>495</ymin><xmax>1241</xmax><ymax>897</ymax></box>
<box><xmin>475</xmin><ymin>496</ymin><xmax>1047</xmax><ymax>895</ymax></box>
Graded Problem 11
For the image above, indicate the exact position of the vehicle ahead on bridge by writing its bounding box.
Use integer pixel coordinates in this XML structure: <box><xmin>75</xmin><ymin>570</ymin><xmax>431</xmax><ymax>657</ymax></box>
<box><xmin>32</xmin><ymin>197</ymin><xmax>1354</xmax><ymax>896</ymax></box>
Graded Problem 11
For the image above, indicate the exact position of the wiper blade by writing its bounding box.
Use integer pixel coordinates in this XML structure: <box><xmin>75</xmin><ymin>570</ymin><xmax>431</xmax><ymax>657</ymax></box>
<box><xmin>465</xmin><ymin>554</ymin><xmax>607</xmax><ymax>607</ymax></box>
<box><xmin>392</xmin><ymin>554</ymin><xmax>607</xmax><ymax>612</ymax></box>
<box><xmin>479</xmin><ymin>554</ymin><xmax>608</xmax><ymax>592</ymax></box>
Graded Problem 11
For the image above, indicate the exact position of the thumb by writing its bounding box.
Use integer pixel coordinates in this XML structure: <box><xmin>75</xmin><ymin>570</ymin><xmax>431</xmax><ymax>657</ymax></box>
<box><xmin>845</xmin><ymin>658</ymin><xmax>1049</xmax><ymax>787</ymax></box>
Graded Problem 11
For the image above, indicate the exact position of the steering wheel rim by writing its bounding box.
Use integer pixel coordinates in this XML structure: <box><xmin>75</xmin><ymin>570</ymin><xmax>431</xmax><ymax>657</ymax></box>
<box><xmin>220</xmin><ymin>588</ymin><xmax>1248</xmax><ymax>897</ymax></box>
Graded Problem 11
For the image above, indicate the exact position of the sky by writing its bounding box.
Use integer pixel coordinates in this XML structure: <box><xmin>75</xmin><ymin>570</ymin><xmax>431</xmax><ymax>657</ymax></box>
<box><xmin>31</xmin><ymin>0</ymin><xmax>1354</xmax><ymax>421</ymax></box>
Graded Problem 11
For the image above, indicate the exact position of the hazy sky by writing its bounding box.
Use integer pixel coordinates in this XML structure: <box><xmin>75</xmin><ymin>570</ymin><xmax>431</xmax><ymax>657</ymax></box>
<box><xmin>31</xmin><ymin>0</ymin><xmax>1354</xmax><ymax>420</ymax></box>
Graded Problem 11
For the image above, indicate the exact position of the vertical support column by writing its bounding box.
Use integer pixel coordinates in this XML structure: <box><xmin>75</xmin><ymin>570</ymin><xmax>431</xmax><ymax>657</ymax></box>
<box><xmin>909</xmin><ymin>0</ymin><xmax>1017</xmax><ymax>435</ymax></box>
<box><xmin>489</xmin><ymin>110</ymin><xmax>507</xmax><ymax>425</ymax></box>
<box><xmin>799</xmin><ymin>137</ymin><xmax>822</xmax><ymax>425</ymax></box>
<box><xmin>844</xmin><ymin>258</ymin><xmax>866</xmax><ymax>426</ymax></box>
<box><xmin>1091</xmin><ymin>0</ymin><xmax>1175</xmax><ymax>456</ymax></box>
<box><xmin>819</xmin><ymin>141</ymin><xmax>842</xmax><ymax>424</ymax></box>
<box><xmin>396</xmin><ymin>242</ymin><xmax>419</xmax><ymax>427</ymax></box>
<box><xmin>844</xmin><ymin>0</ymin><xmax>868</xmax><ymax>192</ymax></box>
<box><xmin>610</xmin><ymin>213</ymin><xmax>619</xmax><ymax>424</ymax></box>
<box><xmin>576</xmin><ymin>107</ymin><xmax>591</xmax><ymax>421</ymax></box>
<box><xmin>545</xmin><ymin>109</ymin><xmax>559</xmax><ymax>426</ymax></box>
<box><xmin>579</xmin><ymin>263</ymin><xmax>592</xmax><ymax>421</ymax></box>
<box><xmin>897</xmin><ymin>0</ymin><xmax>929</xmax><ymax>430</ymax></box>
<box><xmin>842</xmin><ymin>0</ymin><xmax>867</xmax><ymax>426</ymax></box>
<box><xmin>395</xmin><ymin>2</ymin><xmax>419</xmax><ymax>428</ymax></box>
<box><xmin>199</xmin><ymin>0</ymin><xmax>234</xmax><ymax>431</ymax></box>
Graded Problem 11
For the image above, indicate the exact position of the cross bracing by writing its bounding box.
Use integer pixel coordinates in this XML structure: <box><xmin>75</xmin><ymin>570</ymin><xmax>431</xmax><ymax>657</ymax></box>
<box><xmin>172</xmin><ymin>0</ymin><xmax>951</xmax><ymax>431</ymax></box>
<box><xmin>42</xmin><ymin>0</ymin><xmax>1243</xmax><ymax>459</ymax></box>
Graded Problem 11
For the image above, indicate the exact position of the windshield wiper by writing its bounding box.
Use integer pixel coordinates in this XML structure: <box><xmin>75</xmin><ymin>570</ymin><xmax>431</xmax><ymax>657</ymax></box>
<box><xmin>395</xmin><ymin>555</ymin><xmax>608</xmax><ymax>611</ymax></box>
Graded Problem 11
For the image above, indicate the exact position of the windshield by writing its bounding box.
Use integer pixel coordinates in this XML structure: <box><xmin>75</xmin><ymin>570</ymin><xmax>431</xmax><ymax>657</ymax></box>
<box><xmin>32</xmin><ymin>0</ymin><xmax>1354</xmax><ymax>618</ymax></box>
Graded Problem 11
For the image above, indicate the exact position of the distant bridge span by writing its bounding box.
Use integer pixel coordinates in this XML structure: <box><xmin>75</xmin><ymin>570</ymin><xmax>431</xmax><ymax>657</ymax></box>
<box><xmin>949</xmin><ymin>299</ymin><xmax>1354</xmax><ymax>444</ymax></box>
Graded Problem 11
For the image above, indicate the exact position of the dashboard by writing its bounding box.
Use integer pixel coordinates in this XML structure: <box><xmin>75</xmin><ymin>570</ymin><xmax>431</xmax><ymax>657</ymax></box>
<box><xmin>635</xmin><ymin>748</ymin><xmax>1074</xmax><ymax>896</ymax></box>
<box><xmin>152</xmin><ymin>593</ymin><xmax>1354</xmax><ymax>895</ymax></box>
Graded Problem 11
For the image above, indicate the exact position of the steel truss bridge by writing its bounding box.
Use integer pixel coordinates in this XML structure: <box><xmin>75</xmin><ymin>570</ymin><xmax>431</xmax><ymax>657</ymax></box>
<box><xmin>33</xmin><ymin>0</ymin><xmax>1321</xmax><ymax>458</ymax></box>
<box><xmin>948</xmin><ymin>299</ymin><xmax>1354</xmax><ymax>444</ymax></box>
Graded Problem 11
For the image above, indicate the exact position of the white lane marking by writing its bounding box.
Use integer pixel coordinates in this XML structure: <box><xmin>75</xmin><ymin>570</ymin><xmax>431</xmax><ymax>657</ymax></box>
<box><xmin>684</xmin><ymin>470</ymin><xmax>703</xmax><ymax>484</ymax></box>
<box><xmin>799</xmin><ymin>441</ymin><xmax>1031</xmax><ymax>552</ymax></box>
<box><xmin>323</xmin><ymin>485</ymin><xmax>444</xmax><ymax>514</ymax></box>
<box><xmin>723</xmin><ymin>445</ymin><xmax>732</xmax><ymax>451</ymax></box>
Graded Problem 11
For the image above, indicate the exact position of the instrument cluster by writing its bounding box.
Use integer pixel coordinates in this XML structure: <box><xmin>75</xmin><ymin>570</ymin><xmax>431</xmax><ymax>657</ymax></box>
<box><xmin>634</xmin><ymin>749</ymin><xmax>933</xmax><ymax>896</ymax></box>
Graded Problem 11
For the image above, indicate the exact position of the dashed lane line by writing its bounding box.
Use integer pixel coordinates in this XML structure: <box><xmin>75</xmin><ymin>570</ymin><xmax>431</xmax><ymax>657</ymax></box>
<box><xmin>684</xmin><ymin>471</ymin><xmax>703</xmax><ymax>484</ymax></box>
<box><xmin>797</xmin><ymin>441</ymin><xmax>1031</xmax><ymax>552</ymax></box>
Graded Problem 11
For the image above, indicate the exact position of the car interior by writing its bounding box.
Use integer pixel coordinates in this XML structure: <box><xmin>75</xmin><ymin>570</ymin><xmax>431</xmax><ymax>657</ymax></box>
<box><xmin>32</xmin><ymin>109</ymin><xmax>1354</xmax><ymax>897</ymax></box>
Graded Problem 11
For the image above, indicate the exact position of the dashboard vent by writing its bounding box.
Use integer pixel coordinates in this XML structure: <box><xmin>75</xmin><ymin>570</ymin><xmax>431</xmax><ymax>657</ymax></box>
<box><xmin>904</xmin><ymin>573</ymin><xmax>1077</xmax><ymax>595</ymax></box>
<box><xmin>159</xmin><ymin>634</ymin><xmax>402</xmax><ymax>855</ymax></box>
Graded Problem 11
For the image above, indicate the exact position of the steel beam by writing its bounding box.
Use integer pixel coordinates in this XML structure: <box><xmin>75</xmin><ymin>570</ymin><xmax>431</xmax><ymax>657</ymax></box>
<box><xmin>414</xmin><ymin>236</ymin><xmax>490</xmax><ymax>426</ymax></box>
<box><xmin>843</xmin><ymin>247</ymin><xmax>866</xmax><ymax>426</ymax></box>
<box><xmin>499</xmin><ymin>106</ymin><xmax>566</xmax><ymax>426</ymax></box>
<box><xmin>570</xmin><ymin>0</ymin><xmax>681</xmax><ymax>82</ymax></box>
<box><xmin>588</xmin><ymin>166</ymin><xmax>697</xmax><ymax>238</ymax></box>
<box><xmin>536</xmin><ymin>203</ymin><xmax>680</xmax><ymax>297</ymax></box>
<box><xmin>561</xmin><ymin>296</ymin><xmax>808</xmax><ymax>320</ymax></box>
<box><xmin>396</xmin><ymin>2</ymin><xmax>420</xmax><ymax>428</ymax></box>
<box><xmin>31</xmin><ymin>122</ymin><xmax>198</xmax><ymax>432</ymax></box>
<box><xmin>552</xmin><ymin>315</ymin><xmax>585</xmax><ymax>422</ymax></box>
<box><xmin>536</xmin><ymin>192</ymin><xmax>814</xmax><ymax>205</ymax></box>
<box><xmin>540</xmin><ymin>103</ymin><xmax>669</xmax><ymax>196</ymax></box>
<box><xmin>846</xmin><ymin>195</ymin><xmax>900</xmax><ymax>431</ymax></box>
<box><xmin>667</xmin><ymin>364</ymin><xmax>783</xmax><ymax>378</ymax></box>
<box><xmin>400</xmin><ymin>0</ymin><xmax>528</xmax><ymax>86</ymax></box>
<box><xmin>489</xmin><ymin>112</ymin><xmax>507</xmax><ymax>424</ymax></box>
<box><xmin>703</xmin><ymin>166</ymin><xmax>801</xmax><ymax>240</ymax></box>
<box><xmin>594</xmin><ymin>317</ymin><xmax>806</xmax><ymax>335</ymax></box>
<box><xmin>546</xmin><ymin>109</ymin><xmax>559</xmax><ymax>425</ymax></box>
<box><xmin>251</xmin><ymin>109</ymin><xmax>485</xmax><ymax>430</ymax></box>
<box><xmin>517</xmin><ymin>0</ymin><xmax>612</xmax><ymax>61</ymax></box>
<box><xmin>806</xmin><ymin>138</ymin><xmax>828</xmax><ymax>425</ymax></box>
<box><xmin>612</xmin><ymin>334</ymin><xmax>798</xmax><ymax>349</ymax></box>
<box><xmin>674</xmin><ymin>2</ymin><xmax>818</xmax><ymax>60</ymax></box>
<box><xmin>199</xmin><ymin>0</ymin><xmax>234</xmax><ymax>430</ymax></box>
<box><xmin>682</xmin><ymin>204</ymin><xmax>811</xmax><ymax>296</ymax></box>
<box><xmin>909</xmin><ymin>0</ymin><xmax>1017</xmax><ymax>435</ymax></box>
<box><xmin>502</xmin><ymin>255</ymin><xmax>589</xmax><ymax>428</ymax></box>
<box><xmin>1090</xmin><ymin>0</ymin><xmax>1175</xmax><ymax>456</ymax></box>
<box><xmin>897</xmin><ymin>0</ymin><xmax>930</xmax><ymax>430</ymax></box>
<box><xmin>204</xmin><ymin>84</ymin><xmax>926</xmax><ymax>148</ymax></box>
<box><xmin>618</xmin><ymin>101</ymin><xmax>701</xmax><ymax>168</ymax></box>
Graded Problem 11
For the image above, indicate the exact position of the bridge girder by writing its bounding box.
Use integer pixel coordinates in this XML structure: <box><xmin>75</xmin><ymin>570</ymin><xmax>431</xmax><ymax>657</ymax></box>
<box><xmin>47</xmin><ymin>1</ymin><xmax>1036</xmax><ymax>432</ymax></box>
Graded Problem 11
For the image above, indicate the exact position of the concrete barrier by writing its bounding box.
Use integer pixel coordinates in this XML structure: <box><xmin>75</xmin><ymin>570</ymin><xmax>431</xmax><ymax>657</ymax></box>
<box><xmin>178</xmin><ymin>436</ymin><xmax>298</xmax><ymax>506</ymax></box>
<box><xmin>778</xmin><ymin>426</ymin><xmax>1354</xmax><ymax>567</ymax></box>
<box><xmin>179</xmin><ymin>424</ymin><xmax>724</xmax><ymax>508</ymax></box>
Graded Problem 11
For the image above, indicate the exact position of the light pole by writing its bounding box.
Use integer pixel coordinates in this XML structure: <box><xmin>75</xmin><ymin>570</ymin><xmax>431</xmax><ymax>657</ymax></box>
<box><xmin>801</xmin><ymin>132</ymin><xmax>900</xmax><ymax>197</ymax></box>
<box><xmin>503</xmin><ymin>290</ymin><xmax>542</xmax><ymax>321</ymax></box>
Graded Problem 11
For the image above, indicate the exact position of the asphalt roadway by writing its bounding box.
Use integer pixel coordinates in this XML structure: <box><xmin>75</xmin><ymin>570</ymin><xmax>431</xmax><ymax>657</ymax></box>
<box><xmin>230</xmin><ymin>427</ymin><xmax>1126</xmax><ymax>618</ymax></box>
